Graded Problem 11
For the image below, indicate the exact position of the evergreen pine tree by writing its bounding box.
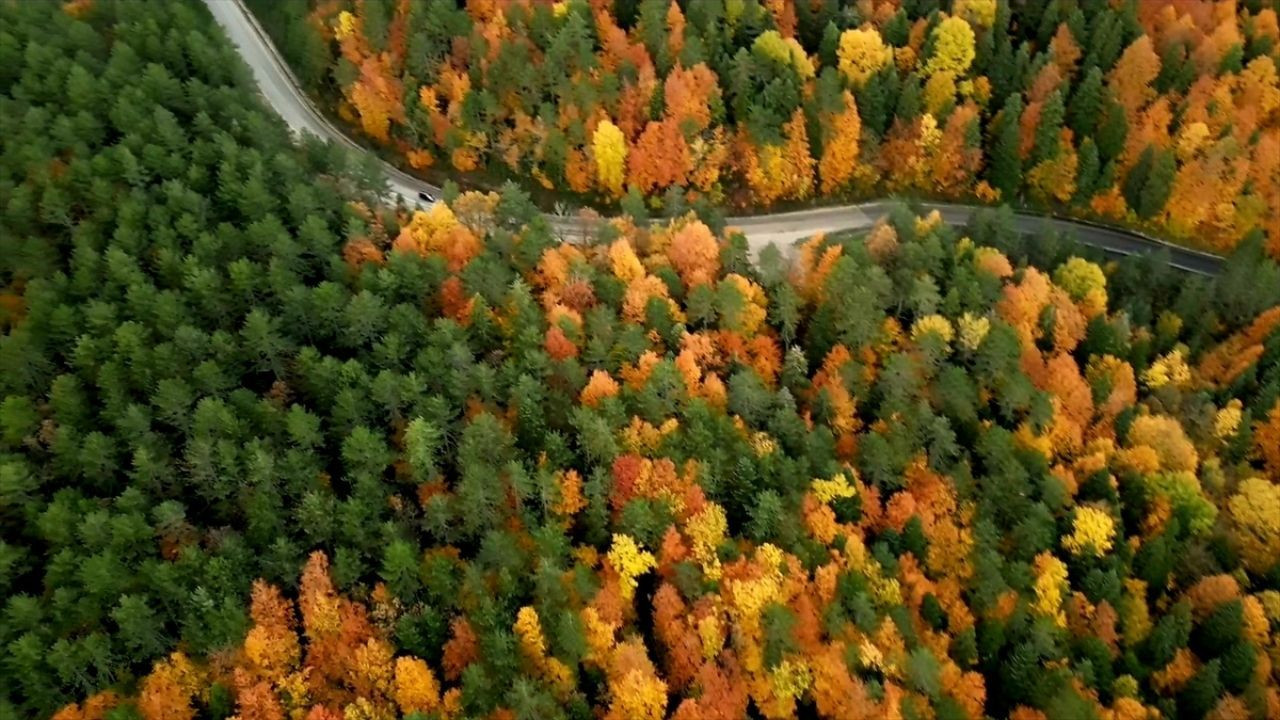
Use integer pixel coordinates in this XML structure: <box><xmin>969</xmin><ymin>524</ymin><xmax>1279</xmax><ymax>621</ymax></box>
<box><xmin>620</xmin><ymin>187</ymin><xmax>649</xmax><ymax>223</ymax></box>
<box><xmin>973</xmin><ymin>24</ymin><xmax>994</xmax><ymax>76</ymax></box>
<box><xmin>988</xmin><ymin>33</ymin><xmax>1015</xmax><ymax>101</ymax></box>
<box><xmin>883</xmin><ymin>10</ymin><xmax>910</xmax><ymax>47</ymax></box>
<box><xmin>1068</xmin><ymin>66</ymin><xmax>1104</xmax><ymax>138</ymax></box>
<box><xmin>1176</xmin><ymin>659</ymin><xmax>1222</xmax><ymax>720</ymax></box>
<box><xmin>895</xmin><ymin>73</ymin><xmax>922</xmax><ymax>122</ymax></box>
<box><xmin>1218</xmin><ymin>43</ymin><xmax>1245</xmax><ymax>74</ymax></box>
<box><xmin>1096</xmin><ymin>94</ymin><xmax>1129</xmax><ymax>161</ymax></box>
<box><xmin>1066</xmin><ymin>9</ymin><xmax>1087</xmax><ymax>45</ymax></box>
<box><xmin>1073</xmin><ymin>137</ymin><xmax>1100</xmax><ymax>202</ymax></box>
<box><xmin>1136</xmin><ymin>148</ymin><xmax>1176</xmax><ymax>219</ymax></box>
<box><xmin>1142</xmin><ymin>600</ymin><xmax>1192</xmax><ymax>669</ymax></box>
<box><xmin>794</xmin><ymin>0</ymin><xmax>836</xmax><ymax>51</ymax></box>
<box><xmin>1011</xmin><ymin>44</ymin><xmax>1033</xmax><ymax>97</ymax></box>
<box><xmin>1036</xmin><ymin>0</ymin><xmax>1063</xmax><ymax>48</ymax></box>
<box><xmin>989</xmin><ymin>94</ymin><xmax>1024</xmax><ymax>202</ymax></box>
<box><xmin>1083</xmin><ymin>13</ymin><xmax>1123</xmax><ymax>72</ymax></box>
<box><xmin>818</xmin><ymin>21</ymin><xmax>840</xmax><ymax>68</ymax></box>
<box><xmin>1032</xmin><ymin>89</ymin><xmax>1066</xmax><ymax>165</ymax></box>
<box><xmin>1156</xmin><ymin>40</ymin><xmax>1197</xmax><ymax>94</ymax></box>
<box><xmin>1191</xmin><ymin>600</ymin><xmax>1243</xmax><ymax>658</ymax></box>
<box><xmin>1218</xmin><ymin>641</ymin><xmax>1256</xmax><ymax>693</ymax></box>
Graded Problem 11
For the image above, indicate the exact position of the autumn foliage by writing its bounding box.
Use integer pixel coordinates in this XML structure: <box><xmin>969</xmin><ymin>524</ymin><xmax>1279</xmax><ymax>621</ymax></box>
<box><xmin>267</xmin><ymin>0</ymin><xmax>1280</xmax><ymax>255</ymax></box>
<box><xmin>52</xmin><ymin>198</ymin><xmax>1280</xmax><ymax>720</ymax></box>
<box><xmin>9</xmin><ymin>3</ymin><xmax>1280</xmax><ymax>718</ymax></box>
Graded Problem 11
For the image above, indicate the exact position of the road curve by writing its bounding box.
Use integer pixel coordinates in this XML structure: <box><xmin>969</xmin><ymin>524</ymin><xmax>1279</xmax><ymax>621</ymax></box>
<box><xmin>204</xmin><ymin>0</ymin><xmax>1225</xmax><ymax>276</ymax></box>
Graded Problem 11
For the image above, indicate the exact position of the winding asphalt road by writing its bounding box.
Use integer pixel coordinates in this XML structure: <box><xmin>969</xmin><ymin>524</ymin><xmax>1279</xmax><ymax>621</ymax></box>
<box><xmin>204</xmin><ymin>0</ymin><xmax>1225</xmax><ymax>275</ymax></box>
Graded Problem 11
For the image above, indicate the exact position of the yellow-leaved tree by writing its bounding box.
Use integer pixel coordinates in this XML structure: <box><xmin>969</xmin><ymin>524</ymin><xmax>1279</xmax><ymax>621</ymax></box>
<box><xmin>593</xmin><ymin>119</ymin><xmax>628</xmax><ymax>197</ymax></box>
<box><xmin>1053</xmin><ymin>257</ymin><xmax>1107</xmax><ymax>302</ymax></box>
<box><xmin>837</xmin><ymin>27</ymin><xmax>893</xmax><ymax>87</ymax></box>
<box><xmin>953</xmin><ymin>0</ymin><xmax>997</xmax><ymax>28</ymax></box>
<box><xmin>925</xmin><ymin>17</ymin><xmax>976</xmax><ymax>78</ymax></box>
<box><xmin>1063</xmin><ymin>507</ymin><xmax>1116</xmax><ymax>556</ymax></box>
<box><xmin>753</xmin><ymin>30</ymin><xmax>815</xmax><ymax>80</ymax></box>
<box><xmin>1227</xmin><ymin>477</ymin><xmax>1280</xmax><ymax>573</ymax></box>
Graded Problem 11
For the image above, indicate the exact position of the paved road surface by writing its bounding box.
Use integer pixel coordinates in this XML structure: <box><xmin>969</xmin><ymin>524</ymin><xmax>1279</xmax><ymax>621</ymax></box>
<box><xmin>204</xmin><ymin>0</ymin><xmax>1224</xmax><ymax>276</ymax></box>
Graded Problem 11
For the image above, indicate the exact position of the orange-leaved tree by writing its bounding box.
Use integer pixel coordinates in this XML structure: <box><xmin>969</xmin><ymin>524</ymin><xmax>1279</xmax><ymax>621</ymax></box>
<box><xmin>818</xmin><ymin>91</ymin><xmax>862</xmax><ymax>195</ymax></box>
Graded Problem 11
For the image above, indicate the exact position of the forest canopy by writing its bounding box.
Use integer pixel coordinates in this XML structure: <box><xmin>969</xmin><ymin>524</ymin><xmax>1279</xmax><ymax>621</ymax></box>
<box><xmin>3</xmin><ymin>2</ymin><xmax>1280</xmax><ymax>720</ymax></box>
<box><xmin>249</xmin><ymin>0</ymin><xmax>1280</xmax><ymax>256</ymax></box>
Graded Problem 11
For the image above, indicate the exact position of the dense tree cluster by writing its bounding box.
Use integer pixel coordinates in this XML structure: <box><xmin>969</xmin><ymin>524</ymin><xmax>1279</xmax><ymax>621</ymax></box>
<box><xmin>4</xmin><ymin>2</ymin><xmax>1280</xmax><ymax>720</ymax></box>
<box><xmin>252</xmin><ymin>0</ymin><xmax>1280</xmax><ymax>255</ymax></box>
